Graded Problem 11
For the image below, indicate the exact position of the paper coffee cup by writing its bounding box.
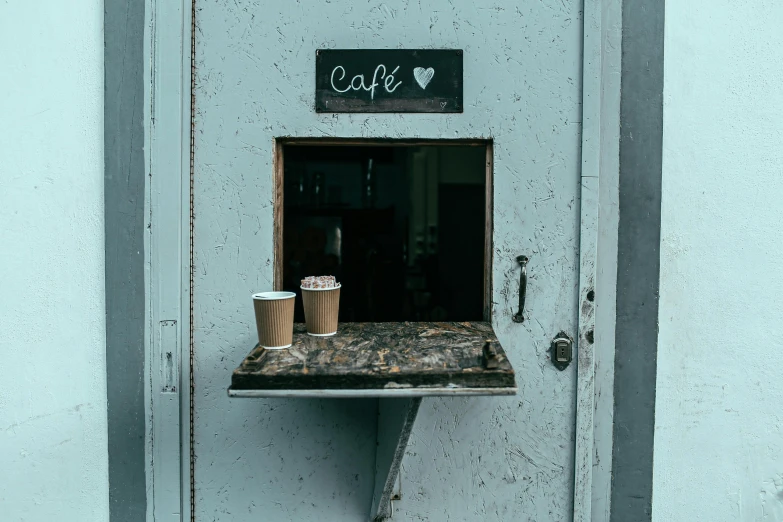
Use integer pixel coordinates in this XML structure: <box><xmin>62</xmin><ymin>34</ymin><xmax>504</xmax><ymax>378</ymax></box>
<box><xmin>300</xmin><ymin>284</ymin><xmax>341</xmax><ymax>336</ymax></box>
<box><xmin>252</xmin><ymin>291</ymin><xmax>296</xmax><ymax>349</ymax></box>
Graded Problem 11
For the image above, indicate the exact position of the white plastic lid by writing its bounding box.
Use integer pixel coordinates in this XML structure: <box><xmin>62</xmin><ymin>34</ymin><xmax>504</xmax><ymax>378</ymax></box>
<box><xmin>252</xmin><ymin>291</ymin><xmax>296</xmax><ymax>300</ymax></box>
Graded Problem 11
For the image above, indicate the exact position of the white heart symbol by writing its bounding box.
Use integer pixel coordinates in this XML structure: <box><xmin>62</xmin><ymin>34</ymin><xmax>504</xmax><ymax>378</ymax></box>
<box><xmin>413</xmin><ymin>67</ymin><xmax>435</xmax><ymax>89</ymax></box>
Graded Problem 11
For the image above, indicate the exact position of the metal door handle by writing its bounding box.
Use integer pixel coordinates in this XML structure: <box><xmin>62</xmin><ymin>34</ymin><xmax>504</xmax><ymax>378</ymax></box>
<box><xmin>512</xmin><ymin>255</ymin><xmax>528</xmax><ymax>323</ymax></box>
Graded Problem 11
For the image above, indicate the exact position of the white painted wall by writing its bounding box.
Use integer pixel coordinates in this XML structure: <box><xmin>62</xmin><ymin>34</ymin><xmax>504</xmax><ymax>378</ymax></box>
<box><xmin>0</xmin><ymin>1</ymin><xmax>109</xmax><ymax>521</ymax></box>
<box><xmin>654</xmin><ymin>1</ymin><xmax>783</xmax><ymax>520</ymax></box>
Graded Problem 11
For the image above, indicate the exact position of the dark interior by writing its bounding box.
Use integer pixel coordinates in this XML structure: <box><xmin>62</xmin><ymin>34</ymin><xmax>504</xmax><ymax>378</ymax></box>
<box><xmin>282</xmin><ymin>143</ymin><xmax>487</xmax><ymax>322</ymax></box>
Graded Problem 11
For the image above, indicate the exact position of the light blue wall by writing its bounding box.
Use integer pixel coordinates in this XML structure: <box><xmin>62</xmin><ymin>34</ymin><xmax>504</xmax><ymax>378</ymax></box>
<box><xmin>654</xmin><ymin>1</ymin><xmax>783</xmax><ymax>520</ymax></box>
<box><xmin>0</xmin><ymin>1</ymin><xmax>109</xmax><ymax>521</ymax></box>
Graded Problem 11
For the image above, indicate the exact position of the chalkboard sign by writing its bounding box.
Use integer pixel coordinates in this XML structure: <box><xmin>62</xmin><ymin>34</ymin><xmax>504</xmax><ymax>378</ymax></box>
<box><xmin>315</xmin><ymin>49</ymin><xmax>463</xmax><ymax>113</ymax></box>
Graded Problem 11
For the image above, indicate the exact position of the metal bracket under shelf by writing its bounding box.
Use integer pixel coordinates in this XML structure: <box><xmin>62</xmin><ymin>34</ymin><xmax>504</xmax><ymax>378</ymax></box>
<box><xmin>371</xmin><ymin>397</ymin><xmax>422</xmax><ymax>521</ymax></box>
<box><xmin>228</xmin><ymin>322</ymin><xmax>517</xmax><ymax>521</ymax></box>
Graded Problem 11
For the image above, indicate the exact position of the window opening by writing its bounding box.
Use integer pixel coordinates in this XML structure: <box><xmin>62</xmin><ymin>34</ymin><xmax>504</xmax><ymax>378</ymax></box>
<box><xmin>279</xmin><ymin>141</ymin><xmax>489</xmax><ymax>323</ymax></box>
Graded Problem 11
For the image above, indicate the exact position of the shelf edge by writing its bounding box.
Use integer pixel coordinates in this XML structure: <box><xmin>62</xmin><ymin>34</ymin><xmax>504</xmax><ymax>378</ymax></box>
<box><xmin>227</xmin><ymin>386</ymin><xmax>517</xmax><ymax>398</ymax></box>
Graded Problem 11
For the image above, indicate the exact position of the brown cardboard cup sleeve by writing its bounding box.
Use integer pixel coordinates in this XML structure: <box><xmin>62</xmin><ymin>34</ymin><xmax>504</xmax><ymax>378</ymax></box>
<box><xmin>252</xmin><ymin>291</ymin><xmax>296</xmax><ymax>349</ymax></box>
<box><xmin>300</xmin><ymin>284</ymin><xmax>341</xmax><ymax>336</ymax></box>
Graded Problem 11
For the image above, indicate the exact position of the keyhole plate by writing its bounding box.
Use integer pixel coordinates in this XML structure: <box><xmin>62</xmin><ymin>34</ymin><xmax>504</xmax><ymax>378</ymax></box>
<box><xmin>549</xmin><ymin>332</ymin><xmax>573</xmax><ymax>371</ymax></box>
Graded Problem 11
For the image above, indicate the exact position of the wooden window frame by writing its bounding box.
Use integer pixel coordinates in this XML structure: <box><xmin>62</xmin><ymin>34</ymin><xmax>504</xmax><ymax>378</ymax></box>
<box><xmin>273</xmin><ymin>138</ymin><xmax>494</xmax><ymax>321</ymax></box>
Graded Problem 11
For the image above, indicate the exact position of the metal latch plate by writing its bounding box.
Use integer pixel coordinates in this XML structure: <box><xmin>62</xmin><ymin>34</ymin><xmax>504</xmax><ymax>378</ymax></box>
<box><xmin>549</xmin><ymin>332</ymin><xmax>572</xmax><ymax>371</ymax></box>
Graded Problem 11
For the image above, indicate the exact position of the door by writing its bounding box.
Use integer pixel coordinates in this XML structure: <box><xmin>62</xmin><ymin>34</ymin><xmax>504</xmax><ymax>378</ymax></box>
<box><xmin>191</xmin><ymin>1</ymin><xmax>583</xmax><ymax>520</ymax></box>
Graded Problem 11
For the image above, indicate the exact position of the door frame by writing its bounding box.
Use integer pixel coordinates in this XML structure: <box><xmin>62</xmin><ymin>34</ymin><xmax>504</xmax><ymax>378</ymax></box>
<box><xmin>138</xmin><ymin>1</ymin><xmax>622</xmax><ymax>521</ymax></box>
<box><xmin>143</xmin><ymin>0</ymin><xmax>193</xmax><ymax>520</ymax></box>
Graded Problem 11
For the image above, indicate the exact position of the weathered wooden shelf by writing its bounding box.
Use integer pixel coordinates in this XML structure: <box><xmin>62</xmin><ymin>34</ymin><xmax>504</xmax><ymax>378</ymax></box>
<box><xmin>228</xmin><ymin>321</ymin><xmax>515</xmax><ymax>520</ymax></box>
<box><xmin>228</xmin><ymin>321</ymin><xmax>516</xmax><ymax>398</ymax></box>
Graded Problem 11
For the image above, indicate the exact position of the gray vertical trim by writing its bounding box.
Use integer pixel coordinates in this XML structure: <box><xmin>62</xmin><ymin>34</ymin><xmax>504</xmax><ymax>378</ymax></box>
<box><xmin>104</xmin><ymin>0</ymin><xmax>147</xmax><ymax>520</ymax></box>
<box><xmin>591</xmin><ymin>0</ymin><xmax>622</xmax><ymax>519</ymax></box>
<box><xmin>611</xmin><ymin>0</ymin><xmax>664</xmax><ymax>520</ymax></box>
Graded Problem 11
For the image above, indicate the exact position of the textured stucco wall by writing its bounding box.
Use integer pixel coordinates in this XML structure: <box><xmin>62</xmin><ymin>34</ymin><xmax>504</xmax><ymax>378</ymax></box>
<box><xmin>654</xmin><ymin>1</ymin><xmax>783</xmax><ymax>520</ymax></box>
<box><xmin>193</xmin><ymin>1</ymin><xmax>583</xmax><ymax>520</ymax></box>
<box><xmin>0</xmin><ymin>1</ymin><xmax>109</xmax><ymax>521</ymax></box>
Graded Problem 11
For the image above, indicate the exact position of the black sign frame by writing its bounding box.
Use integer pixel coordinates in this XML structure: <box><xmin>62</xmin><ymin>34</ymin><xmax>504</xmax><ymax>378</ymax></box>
<box><xmin>315</xmin><ymin>49</ymin><xmax>463</xmax><ymax>113</ymax></box>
